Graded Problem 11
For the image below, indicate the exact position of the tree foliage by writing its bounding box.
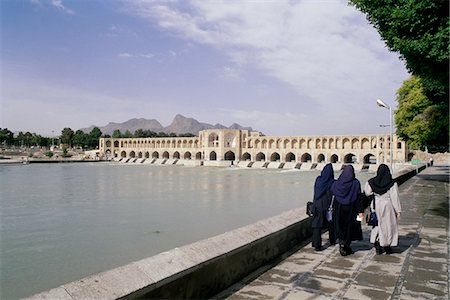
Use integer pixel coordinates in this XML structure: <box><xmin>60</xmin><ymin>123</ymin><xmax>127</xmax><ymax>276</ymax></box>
<box><xmin>395</xmin><ymin>76</ymin><xmax>449</xmax><ymax>151</ymax></box>
<box><xmin>60</xmin><ymin>128</ymin><xmax>74</xmax><ymax>146</ymax></box>
<box><xmin>349</xmin><ymin>0</ymin><xmax>449</xmax><ymax>104</ymax></box>
<box><xmin>350</xmin><ymin>0</ymin><xmax>449</xmax><ymax>151</ymax></box>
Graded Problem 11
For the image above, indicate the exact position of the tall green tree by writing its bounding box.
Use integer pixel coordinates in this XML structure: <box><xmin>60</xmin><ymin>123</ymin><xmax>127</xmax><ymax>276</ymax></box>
<box><xmin>112</xmin><ymin>129</ymin><xmax>122</xmax><ymax>138</ymax></box>
<box><xmin>61</xmin><ymin>128</ymin><xmax>74</xmax><ymax>146</ymax></box>
<box><xmin>350</xmin><ymin>0</ymin><xmax>449</xmax><ymax>151</ymax></box>
<box><xmin>87</xmin><ymin>127</ymin><xmax>102</xmax><ymax>148</ymax></box>
<box><xmin>73</xmin><ymin>130</ymin><xmax>88</xmax><ymax>148</ymax></box>
<box><xmin>395</xmin><ymin>76</ymin><xmax>448</xmax><ymax>151</ymax></box>
<box><xmin>0</xmin><ymin>128</ymin><xmax>14</xmax><ymax>146</ymax></box>
<box><xmin>349</xmin><ymin>0</ymin><xmax>449</xmax><ymax>104</ymax></box>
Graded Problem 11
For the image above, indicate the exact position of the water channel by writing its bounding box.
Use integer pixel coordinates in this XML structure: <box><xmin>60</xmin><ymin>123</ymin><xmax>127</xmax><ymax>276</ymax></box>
<box><xmin>0</xmin><ymin>162</ymin><xmax>373</xmax><ymax>299</ymax></box>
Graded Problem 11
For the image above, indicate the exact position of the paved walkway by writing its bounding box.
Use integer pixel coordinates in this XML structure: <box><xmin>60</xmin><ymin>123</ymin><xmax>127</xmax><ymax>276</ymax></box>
<box><xmin>222</xmin><ymin>165</ymin><xmax>449</xmax><ymax>300</ymax></box>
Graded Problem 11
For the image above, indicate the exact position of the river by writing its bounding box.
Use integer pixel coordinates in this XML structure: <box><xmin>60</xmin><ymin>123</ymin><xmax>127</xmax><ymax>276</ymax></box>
<box><xmin>0</xmin><ymin>162</ymin><xmax>373</xmax><ymax>299</ymax></box>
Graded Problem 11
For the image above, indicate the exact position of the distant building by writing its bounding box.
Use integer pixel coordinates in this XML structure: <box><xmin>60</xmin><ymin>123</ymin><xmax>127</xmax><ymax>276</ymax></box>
<box><xmin>99</xmin><ymin>129</ymin><xmax>408</xmax><ymax>164</ymax></box>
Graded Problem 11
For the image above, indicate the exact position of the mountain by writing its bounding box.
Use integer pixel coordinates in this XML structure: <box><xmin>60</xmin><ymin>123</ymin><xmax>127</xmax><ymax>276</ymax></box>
<box><xmin>80</xmin><ymin>115</ymin><xmax>253</xmax><ymax>135</ymax></box>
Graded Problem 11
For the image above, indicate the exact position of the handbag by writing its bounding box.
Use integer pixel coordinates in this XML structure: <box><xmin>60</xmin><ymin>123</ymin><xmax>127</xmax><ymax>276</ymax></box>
<box><xmin>326</xmin><ymin>196</ymin><xmax>334</xmax><ymax>222</ymax></box>
<box><xmin>306</xmin><ymin>201</ymin><xmax>314</xmax><ymax>217</ymax></box>
<box><xmin>366</xmin><ymin>195</ymin><xmax>378</xmax><ymax>226</ymax></box>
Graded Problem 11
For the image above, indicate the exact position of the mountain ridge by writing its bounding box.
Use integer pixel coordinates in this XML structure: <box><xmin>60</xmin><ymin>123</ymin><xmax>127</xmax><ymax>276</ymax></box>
<box><xmin>80</xmin><ymin>114</ymin><xmax>253</xmax><ymax>135</ymax></box>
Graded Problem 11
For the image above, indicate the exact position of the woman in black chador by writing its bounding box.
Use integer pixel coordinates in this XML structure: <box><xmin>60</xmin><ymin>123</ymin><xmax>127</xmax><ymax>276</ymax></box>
<box><xmin>311</xmin><ymin>163</ymin><xmax>336</xmax><ymax>251</ymax></box>
<box><xmin>331</xmin><ymin>165</ymin><xmax>364</xmax><ymax>256</ymax></box>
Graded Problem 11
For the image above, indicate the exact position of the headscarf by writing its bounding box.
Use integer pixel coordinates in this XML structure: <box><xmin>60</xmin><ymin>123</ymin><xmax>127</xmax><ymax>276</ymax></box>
<box><xmin>368</xmin><ymin>164</ymin><xmax>395</xmax><ymax>195</ymax></box>
<box><xmin>314</xmin><ymin>163</ymin><xmax>334</xmax><ymax>199</ymax></box>
<box><xmin>331</xmin><ymin>165</ymin><xmax>361</xmax><ymax>205</ymax></box>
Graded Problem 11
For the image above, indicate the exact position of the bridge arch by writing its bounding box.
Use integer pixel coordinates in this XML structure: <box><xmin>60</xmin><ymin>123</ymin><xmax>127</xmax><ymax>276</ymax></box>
<box><xmin>121</xmin><ymin>151</ymin><xmax>126</xmax><ymax>158</ymax></box>
<box><xmin>129</xmin><ymin>151</ymin><xmax>136</xmax><ymax>158</ymax></box>
<box><xmin>195</xmin><ymin>152</ymin><xmax>202</xmax><ymax>160</ymax></box>
<box><xmin>255</xmin><ymin>152</ymin><xmax>265</xmax><ymax>161</ymax></box>
<box><xmin>138</xmin><ymin>152</ymin><xmax>143</xmax><ymax>158</ymax></box>
<box><xmin>270</xmin><ymin>152</ymin><xmax>280</xmax><ymax>161</ymax></box>
<box><xmin>210</xmin><ymin>151</ymin><xmax>217</xmax><ymax>160</ymax></box>
<box><xmin>105</xmin><ymin>140</ymin><xmax>112</xmax><ymax>147</ymax></box>
<box><xmin>114</xmin><ymin>141</ymin><xmax>119</xmax><ymax>147</ymax></box>
<box><xmin>173</xmin><ymin>151</ymin><xmax>180</xmax><ymax>159</ymax></box>
<box><xmin>344</xmin><ymin>153</ymin><xmax>356</xmax><ymax>163</ymax></box>
<box><xmin>317</xmin><ymin>153</ymin><xmax>325</xmax><ymax>163</ymax></box>
<box><xmin>301</xmin><ymin>153</ymin><xmax>312</xmax><ymax>162</ymax></box>
<box><xmin>363</xmin><ymin>153</ymin><xmax>376</xmax><ymax>164</ymax></box>
<box><xmin>330</xmin><ymin>154</ymin><xmax>338</xmax><ymax>163</ymax></box>
<box><xmin>162</xmin><ymin>151</ymin><xmax>169</xmax><ymax>159</ymax></box>
<box><xmin>285</xmin><ymin>152</ymin><xmax>295</xmax><ymax>162</ymax></box>
<box><xmin>184</xmin><ymin>152</ymin><xmax>192</xmax><ymax>159</ymax></box>
<box><xmin>242</xmin><ymin>152</ymin><xmax>251</xmax><ymax>161</ymax></box>
<box><xmin>145</xmin><ymin>152</ymin><xmax>150</xmax><ymax>158</ymax></box>
<box><xmin>224</xmin><ymin>151</ymin><xmax>235</xmax><ymax>160</ymax></box>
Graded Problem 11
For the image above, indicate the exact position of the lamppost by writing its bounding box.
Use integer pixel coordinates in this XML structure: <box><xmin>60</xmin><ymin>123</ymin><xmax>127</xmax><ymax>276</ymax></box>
<box><xmin>376</xmin><ymin>99</ymin><xmax>393</xmax><ymax>172</ymax></box>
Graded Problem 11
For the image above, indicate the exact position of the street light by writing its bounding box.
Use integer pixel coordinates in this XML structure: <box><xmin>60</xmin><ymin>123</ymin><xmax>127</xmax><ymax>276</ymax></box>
<box><xmin>376</xmin><ymin>99</ymin><xmax>393</xmax><ymax>172</ymax></box>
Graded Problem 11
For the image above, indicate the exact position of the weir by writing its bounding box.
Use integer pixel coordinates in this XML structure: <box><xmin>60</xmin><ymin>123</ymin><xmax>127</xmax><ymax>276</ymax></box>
<box><xmin>27</xmin><ymin>165</ymin><xmax>426</xmax><ymax>299</ymax></box>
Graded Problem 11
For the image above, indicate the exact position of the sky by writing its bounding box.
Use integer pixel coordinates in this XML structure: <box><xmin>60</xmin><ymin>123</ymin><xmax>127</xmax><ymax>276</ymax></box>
<box><xmin>1</xmin><ymin>0</ymin><xmax>409</xmax><ymax>137</ymax></box>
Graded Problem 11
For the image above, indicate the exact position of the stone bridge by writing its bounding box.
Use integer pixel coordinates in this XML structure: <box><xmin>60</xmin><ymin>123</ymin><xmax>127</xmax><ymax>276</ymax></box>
<box><xmin>99</xmin><ymin>129</ymin><xmax>408</xmax><ymax>165</ymax></box>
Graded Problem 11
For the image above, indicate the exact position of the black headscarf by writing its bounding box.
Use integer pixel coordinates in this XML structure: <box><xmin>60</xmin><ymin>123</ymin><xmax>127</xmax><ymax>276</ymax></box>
<box><xmin>331</xmin><ymin>165</ymin><xmax>361</xmax><ymax>205</ymax></box>
<box><xmin>368</xmin><ymin>164</ymin><xmax>394</xmax><ymax>195</ymax></box>
<box><xmin>314</xmin><ymin>163</ymin><xmax>334</xmax><ymax>199</ymax></box>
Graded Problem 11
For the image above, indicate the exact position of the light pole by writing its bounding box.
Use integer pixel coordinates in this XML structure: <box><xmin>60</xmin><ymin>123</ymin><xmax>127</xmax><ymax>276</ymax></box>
<box><xmin>376</xmin><ymin>99</ymin><xmax>393</xmax><ymax>172</ymax></box>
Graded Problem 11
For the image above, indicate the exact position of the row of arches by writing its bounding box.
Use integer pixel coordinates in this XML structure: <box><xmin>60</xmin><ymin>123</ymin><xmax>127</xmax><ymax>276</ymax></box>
<box><xmin>115</xmin><ymin>150</ymin><xmax>377</xmax><ymax>164</ymax></box>
<box><xmin>245</xmin><ymin>136</ymin><xmax>402</xmax><ymax>150</ymax></box>
<box><xmin>105</xmin><ymin>138</ymin><xmax>200</xmax><ymax>149</ymax></box>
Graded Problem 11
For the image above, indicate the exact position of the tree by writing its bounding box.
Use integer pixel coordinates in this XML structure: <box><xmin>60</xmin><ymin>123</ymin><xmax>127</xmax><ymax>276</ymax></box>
<box><xmin>350</xmin><ymin>0</ymin><xmax>449</xmax><ymax>151</ymax></box>
<box><xmin>112</xmin><ymin>129</ymin><xmax>122</xmax><ymax>138</ymax></box>
<box><xmin>395</xmin><ymin>76</ymin><xmax>449</xmax><ymax>151</ymax></box>
<box><xmin>0</xmin><ymin>128</ymin><xmax>14</xmax><ymax>146</ymax></box>
<box><xmin>73</xmin><ymin>130</ymin><xmax>88</xmax><ymax>148</ymax></box>
<box><xmin>122</xmin><ymin>130</ymin><xmax>133</xmax><ymax>138</ymax></box>
<box><xmin>61</xmin><ymin>128</ymin><xmax>74</xmax><ymax>146</ymax></box>
<box><xmin>134</xmin><ymin>129</ymin><xmax>146</xmax><ymax>138</ymax></box>
<box><xmin>87</xmin><ymin>127</ymin><xmax>102</xmax><ymax>149</ymax></box>
<box><xmin>349</xmin><ymin>0</ymin><xmax>449</xmax><ymax>104</ymax></box>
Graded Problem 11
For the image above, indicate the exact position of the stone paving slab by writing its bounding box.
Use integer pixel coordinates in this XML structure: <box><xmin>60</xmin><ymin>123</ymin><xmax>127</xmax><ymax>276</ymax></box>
<box><xmin>222</xmin><ymin>165</ymin><xmax>449</xmax><ymax>300</ymax></box>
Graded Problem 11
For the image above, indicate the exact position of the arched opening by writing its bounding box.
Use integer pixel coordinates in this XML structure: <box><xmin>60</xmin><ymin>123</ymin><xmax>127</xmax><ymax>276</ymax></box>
<box><xmin>363</xmin><ymin>154</ymin><xmax>376</xmax><ymax>164</ymax></box>
<box><xmin>184</xmin><ymin>152</ymin><xmax>192</xmax><ymax>159</ymax></box>
<box><xmin>208</xmin><ymin>133</ymin><xmax>219</xmax><ymax>147</ymax></box>
<box><xmin>330</xmin><ymin>154</ymin><xmax>338</xmax><ymax>163</ymax></box>
<box><xmin>301</xmin><ymin>153</ymin><xmax>311</xmax><ymax>162</ymax></box>
<box><xmin>162</xmin><ymin>151</ymin><xmax>169</xmax><ymax>159</ymax></box>
<box><xmin>138</xmin><ymin>152</ymin><xmax>143</xmax><ymax>158</ymax></box>
<box><xmin>407</xmin><ymin>152</ymin><xmax>414</xmax><ymax>161</ymax></box>
<box><xmin>241</xmin><ymin>152</ymin><xmax>251</xmax><ymax>161</ymax></box>
<box><xmin>270</xmin><ymin>152</ymin><xmax>280</xmax><ymax>161</ymax></box>
<box><xmin>195</xmin><ymin>152</ymin><xmax>202</xmax><ymax>160</ymax></box>
<box><xmin>173</xmin><ymin>151</ymin><xmax>180</xmax><ymax>159</ymax></box>
<box><xmin>105</xmin><ymin>140</ymin><xmax>112</xmax><ymax>147</ymax></box>
<box><xmin>255</xmin><ymin>152</ymin><xmax>266</xmax><ymax>161</ymax></box>
<box><xmin>285</xmin><ymin>152</ymin><xmax>295</xmax><ymax>162</ymax></box>
<box><xmin>121</xmin><ymin>151</ymin><xmax>126</xmax><ymax>158</ymax></box>
<box><xmin>152</xmin><ymin>151</ymin><xmax>159</xmax><ymax>159</ymax></box>
<box><xmin>129</xmin><ymin>151</ymin><xmax>136</xmax><ymax>158</ymax></box>
<box><xmin>210</xmin><ymin>151</ymin><xmax>217</xmax><ymax>160</ymax></box>
<box><xmin>344</xmin><ymin>153</ymin><xmax>357</xmax><ymax>163</ymax></box>
<box><xmin>105</xmin><ymin>149</ymin><xmax>111</xmax><ymax>156</ymax></box>
<box><xmin>224</xmin><ymin>151</ymin><xmax>235</xmax><ymax>160</ymax></box>
<box><xmin>317</xmin><ymin>154</ymin><xmax>325</xmax><ymax>163</ymax></box>
<box><xmin>114</xmin><ymin>141</ymin><xmax>120</xmax><ymax>147</ymax></box>
<box><xmin>224</xmin><ymin>133</ymin><xmax>236</xmax><ymax>147</ymax></box>
<box><xmin>145</xmin><ymin>152</ymin><xmax>150</xmax><ymax>158</ymax></box>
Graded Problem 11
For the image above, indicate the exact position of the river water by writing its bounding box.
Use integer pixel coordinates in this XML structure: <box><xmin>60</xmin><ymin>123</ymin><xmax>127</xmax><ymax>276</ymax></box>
<box><xmin>0</xmin><ymin>162</ymin><xmax>372</xmax><ymax>299</ymax></box>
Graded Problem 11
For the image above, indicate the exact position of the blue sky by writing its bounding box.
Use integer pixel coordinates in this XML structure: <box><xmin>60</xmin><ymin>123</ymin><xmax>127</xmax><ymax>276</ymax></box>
<box><xmin>1</xmin><ymin>0</ymin><xmax>409</xmax><ymax>136</ymax></box>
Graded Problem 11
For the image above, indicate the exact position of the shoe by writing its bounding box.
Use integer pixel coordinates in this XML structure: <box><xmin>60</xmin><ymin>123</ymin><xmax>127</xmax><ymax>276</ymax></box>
<box><xmin>339</xmin><ymin>245</ymin><xmax>349</xmax><ymax>256</ymax></box>
<box><xmin>374</xmin><ymin>241</ymin><xmax>384</xmax><ymax>255</ymax></box>
<box><xmin>344</xmin><ymin>246</ymin><xmax>354</xmax><ymax>255</ymax></box>
<box><xmin>384</xmin><ymin>246</ymin><xmax>393</xmax><ymax>254</ymax></box>
<box><xmin>314</xmin><ymin>247</ymin><xmax>323</xmax><ymax>252</ymax></box>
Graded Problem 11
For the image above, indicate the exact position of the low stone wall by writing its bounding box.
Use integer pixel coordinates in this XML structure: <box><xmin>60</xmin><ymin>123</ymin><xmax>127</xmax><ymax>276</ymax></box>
<box><xmin>28</xmin><ymin>165</ymin><xmax>426</xmax><ymax>300</ymax></box>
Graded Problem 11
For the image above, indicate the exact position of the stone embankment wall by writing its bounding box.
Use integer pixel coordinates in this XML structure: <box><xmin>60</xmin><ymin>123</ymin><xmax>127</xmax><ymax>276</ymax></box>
<box><xmin>27</xmin><ymin>165</ymin><xmax>426</xmax><ymax>300</ymax></box>
<box><xmin>409</xmin><ymin>150</ymin><xmax>450</xmax><ymax>164</ymax></box>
